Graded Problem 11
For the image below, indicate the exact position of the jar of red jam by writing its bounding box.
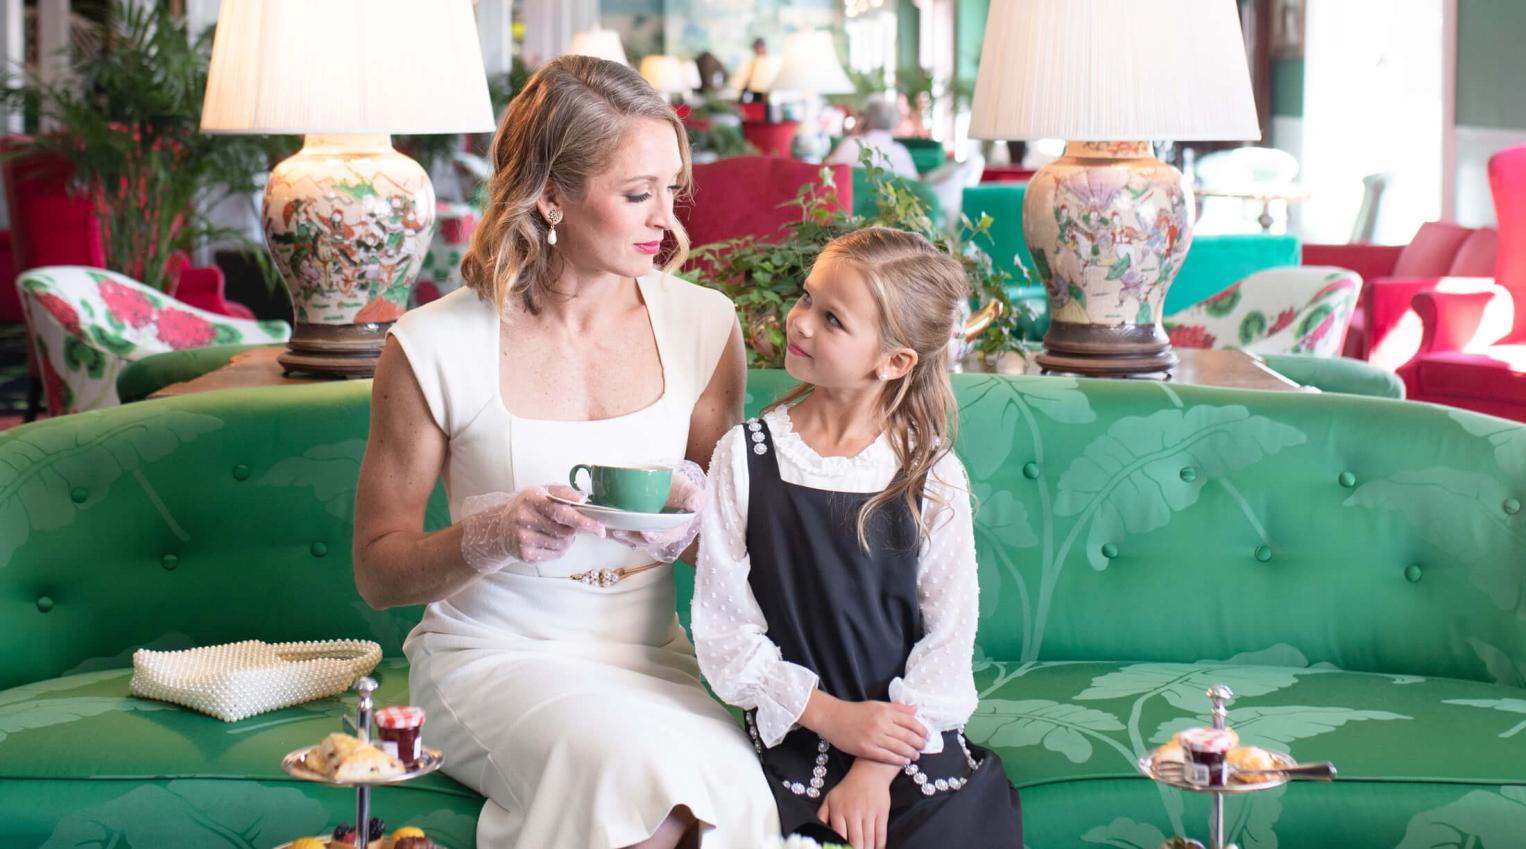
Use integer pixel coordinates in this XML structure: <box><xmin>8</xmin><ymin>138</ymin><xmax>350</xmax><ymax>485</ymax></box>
<box><xmin>375</xmin><ymin>706</ymin><xmax>425</xmax><ymax>768</ymax></box>
<box><xmin>1178</xmin><ymin>726</ymin><xmax>1238</xmax><ymax>786</ymax></box>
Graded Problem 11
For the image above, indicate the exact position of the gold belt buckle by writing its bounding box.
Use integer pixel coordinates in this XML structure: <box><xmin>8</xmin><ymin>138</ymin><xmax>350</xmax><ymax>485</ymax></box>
<box><xmin>569</xmin><ymin>561</ymin><xmax>661</xmax><ymax>588</ymax></box>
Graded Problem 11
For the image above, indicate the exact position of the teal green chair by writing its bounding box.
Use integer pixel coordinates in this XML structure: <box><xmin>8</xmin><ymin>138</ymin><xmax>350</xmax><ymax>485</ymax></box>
<box><xmin>895</xmin><ymin>136</ymin><xmax>947</xmax><ymax>175</ymax></box>
<box><xmin>851</xmin><ymin>167</ymin><xmax>943</xmax><ymax>229</ymax></box>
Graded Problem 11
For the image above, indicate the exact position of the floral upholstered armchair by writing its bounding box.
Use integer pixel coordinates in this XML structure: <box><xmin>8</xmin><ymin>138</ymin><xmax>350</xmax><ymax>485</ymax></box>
<box><xmin>1164</xmin><ymin>266</ymin><xmax>1363</xmax><ymax>357</ymax></box>
<box><xmin>17</xmin><ymin>266</ymin><xmax>290</xmax><ymax>415</ymax></box>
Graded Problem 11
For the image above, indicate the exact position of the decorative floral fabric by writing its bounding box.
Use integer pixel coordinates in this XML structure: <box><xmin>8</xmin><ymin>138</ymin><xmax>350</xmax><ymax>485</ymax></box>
<box><xmin>1164</xmin><ymin>266</ymin><xmax>1363</xmax><ymax>357</ymax></box>
<box><xmin>17</xmin><ymin>266</ymin><xmax>290</xmax><ymax>415</ymax></box>
<box><xmin>410</xmin><ymin>202</ymin><xmax>480</xmax><ymax>308</ymax></box>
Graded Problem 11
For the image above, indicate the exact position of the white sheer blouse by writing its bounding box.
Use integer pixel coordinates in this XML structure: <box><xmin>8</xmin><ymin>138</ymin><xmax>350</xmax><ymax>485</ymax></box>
<box><xmin>693</xmin><ymin>404</ymin><xmax>981</xmax><ymax>754</ymax></box>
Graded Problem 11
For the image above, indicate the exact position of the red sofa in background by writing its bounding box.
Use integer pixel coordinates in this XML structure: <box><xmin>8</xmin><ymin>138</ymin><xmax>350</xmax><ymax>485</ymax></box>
<box><xmin>1397</xmin><ymin>144</ymin><xmax>1526</xmax><ymax>421</ymax></box>
<box><xmin>677</xmin><ymin>155</ymin><xmax>851</xmax><ymax>249</ymax></box>
<box><xmin>1303</xmin><ymin>220</ymin><xmax>1497</xmax><ymax>367</ymax></box>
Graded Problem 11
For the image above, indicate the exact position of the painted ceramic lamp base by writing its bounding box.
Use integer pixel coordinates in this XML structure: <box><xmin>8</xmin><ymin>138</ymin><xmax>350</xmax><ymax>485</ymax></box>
<box><xmin>1023</xmin><ymin>141</ymin><xmax>1193</xmax><ymax>378</ymax></box>
<box><xmin>262</xmin><ymin>134</ymin><xmax>435</xmax><ymax>378</ymax></box>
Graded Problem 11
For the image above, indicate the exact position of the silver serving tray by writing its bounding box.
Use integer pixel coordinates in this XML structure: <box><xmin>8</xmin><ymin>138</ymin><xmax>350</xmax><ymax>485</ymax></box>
<box><xmin>281</xmin><ymin>745</ymin><xmax>444</xmax><ymax>786</ymax></box>
<box><xmin>1137</xmin><ymin>748</ymin><xmax>1298</xmax><ymax>794</ymax></box>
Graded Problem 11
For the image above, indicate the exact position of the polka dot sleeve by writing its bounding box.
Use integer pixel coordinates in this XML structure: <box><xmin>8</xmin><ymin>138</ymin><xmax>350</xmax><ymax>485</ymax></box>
<box><xmin>692</xmin><ymin>424</ymin><xmax>820</xmax><ymax>748</ymax></box>
<box><xmin>887</xmin><ymin>452</ymin><xmax>980</xmax><ymax>754</ymax></box>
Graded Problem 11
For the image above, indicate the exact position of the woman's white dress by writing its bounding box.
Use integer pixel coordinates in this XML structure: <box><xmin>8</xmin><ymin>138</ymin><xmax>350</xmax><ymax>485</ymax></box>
<box><xmin>389</xmin><ymin>271</ymin><xmax>778</xmax><ymax>849</ymax></box>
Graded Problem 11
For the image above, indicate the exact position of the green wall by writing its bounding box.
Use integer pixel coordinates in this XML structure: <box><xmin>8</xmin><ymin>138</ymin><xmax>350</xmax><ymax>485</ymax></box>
<box><xmin>1272</xmin><ymin>58</ymin><xmax>1303</xmax><ymax>117</ymax></box>
<box><xmin>955</xmin><ymin>0</ymin><xmax>990</xmax><ymax>97</ymax></box>
<box><xmin>1456</xmin><ymin>0</ymin><xmax>1526</xmax><ymax>129</ymax></box>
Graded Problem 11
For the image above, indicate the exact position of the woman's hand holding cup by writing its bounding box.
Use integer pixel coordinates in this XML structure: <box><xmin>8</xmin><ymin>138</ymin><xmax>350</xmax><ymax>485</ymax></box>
<box><xmin>606</xmin><ymin>460</ymin><xmax>708</xmax><ymax>563</ymax></box>
<box><xmin>460</xmin><ymin>485</ymin><xmax>607</xmax><ymax>573</ymax></box>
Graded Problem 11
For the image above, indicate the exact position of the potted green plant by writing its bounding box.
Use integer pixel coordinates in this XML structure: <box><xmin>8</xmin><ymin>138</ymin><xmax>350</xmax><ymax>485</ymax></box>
<box><xmin>2</xmin><ymin>1</ymin><xmax>293</xmax><ymax>294</ymax></box>
<box><xmin>688</xmin><ymin>148</ymin><xmax>1037</xmax><ymax>368</ymax></box>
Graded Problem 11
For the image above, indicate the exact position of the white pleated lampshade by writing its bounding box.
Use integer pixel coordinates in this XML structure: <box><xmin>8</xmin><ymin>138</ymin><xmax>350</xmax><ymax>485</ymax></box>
<box><xmin>640</xmin><ymin>55</ymin><xmax>690</xmax><ymax>95</ymax></box>
<box><xmin>201</xmin><ymin>0</ymin><xmax>495</xmax><ymax>135</ymax></box>
<box><xmin>969</xmin><ymin>0</ymin><xmax>1260</xmax><ymax>142</ymax></box>
<box><xmin>567</xmin><ymin>28</ymin><xmax>630</xmax><ymax>66</ymax></box>
<box><xmin>768</xmin><ymin>30</ymin><xmax>856</xmax><ymax>96</ymax></box>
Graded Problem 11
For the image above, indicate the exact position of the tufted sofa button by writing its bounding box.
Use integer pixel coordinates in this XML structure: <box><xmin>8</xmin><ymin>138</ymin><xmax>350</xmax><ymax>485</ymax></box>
<box><xmin>1254</xmin><ymin>545</ymin><xmax>1273</xmax><ymax>562</ymax></box>
<box><xmin>36</xmin><ymin>596</ymin><xmax>54</xmax><ymax>613</ymax></box>
<box><xmin>311</xmin><ymin>541</ymin><xmax>328</xmax><ymax>558</ymax></box>
<box><xmin>1022</xmin><ymin>462</ymin><xmax>1039</xmax><ymax>480</ymax></box>
<box><xmin>70</xmin><ymin>487</ymin><xmax>88</xmax><ymax>504</ymax></box>
<box><xmin>1179</xmin><ymin>467</ymin><xmax>1198</xmax><ymax>482</ymax></box>
<box><xmin>1100</xmin><ymin>543</ymin><xmax>1119</xmax><ymax>560</ymax></box>
<box><xmin>1505</xmin><ymin>498</ymin><xmax>1521</xmax><ymax>516</ymax></box>
<box><xmin>1338</xmin><ymin>471</ymin><xmax>1357</xmax><ymax>488</ymax></box>
<box><xmin>1404</xmin><ymin>564</ymin><xmax>1423</xmax><ymax>583</ymax></box>
<box><xmin>162</xmin><ymin>554</ymin><xmax>179</xmax><ymax>571</ymax></box>
<box><xmin>232</xmin><ymin>464</ymin><xmax>251</xmax><ymax>482</ymax></box>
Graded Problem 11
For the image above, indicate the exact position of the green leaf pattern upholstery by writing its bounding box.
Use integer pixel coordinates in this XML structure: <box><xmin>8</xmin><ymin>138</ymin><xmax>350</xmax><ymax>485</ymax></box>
<box><xmin>0</xmin><ymin>373</ymin><xmax>1521</xmax><ymax>847</ymax></box>
<box><xmin>16</xmin><ymin>266</ymin><xmax>290</xmax><ymax>415</ymax></box>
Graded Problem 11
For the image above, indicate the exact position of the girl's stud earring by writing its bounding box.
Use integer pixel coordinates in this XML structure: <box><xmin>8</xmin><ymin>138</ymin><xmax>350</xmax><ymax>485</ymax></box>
<box><xmin>547</xmin><ymin>209</ymin><xmax>563</xmax><ymax>246</ymax></box>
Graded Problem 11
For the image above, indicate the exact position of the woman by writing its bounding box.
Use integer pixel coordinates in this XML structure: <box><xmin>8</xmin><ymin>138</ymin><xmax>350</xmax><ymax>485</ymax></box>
<box><xmin>353</xmin><ymin>55</ymin><xmax>776</xmax><ymax>849</ymax></box>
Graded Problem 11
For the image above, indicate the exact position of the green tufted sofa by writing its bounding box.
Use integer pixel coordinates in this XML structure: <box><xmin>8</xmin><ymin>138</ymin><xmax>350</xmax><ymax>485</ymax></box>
<box><xmin>2</xmin><ymin>373</ymin><xmax>1523</xmax><ymax>848</ymax></box>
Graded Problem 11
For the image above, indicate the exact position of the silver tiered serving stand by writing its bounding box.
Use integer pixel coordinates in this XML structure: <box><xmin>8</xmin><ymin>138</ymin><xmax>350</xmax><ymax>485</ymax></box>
<box><xmin>1137</xmin><ymin>685</ymin><xmax>1337</xmax><ymax>849</ymax></box>
<box><xmin>278</xmin><ymin>677</ymin><xmax>446</xmax><ymax>848</ymax></box>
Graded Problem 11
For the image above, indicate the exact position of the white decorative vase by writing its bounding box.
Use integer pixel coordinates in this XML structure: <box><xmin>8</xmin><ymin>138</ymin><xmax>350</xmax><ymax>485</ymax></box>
<box><xmin>1022</xmin><ymin>141</ymin><xmax>1193</xmax><ymax>377</ymax></box>
<box><xmin>262</xmin><ymin>134</ymin><xmax>436</xmax><ymax>377</ymax></box>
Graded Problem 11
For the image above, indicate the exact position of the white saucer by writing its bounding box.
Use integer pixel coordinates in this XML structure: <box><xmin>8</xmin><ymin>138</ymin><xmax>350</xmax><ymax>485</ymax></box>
<box><xmin>548</xmin><ymin>494</ymin><xmax>695</xmax><ymax>532</ymax></box>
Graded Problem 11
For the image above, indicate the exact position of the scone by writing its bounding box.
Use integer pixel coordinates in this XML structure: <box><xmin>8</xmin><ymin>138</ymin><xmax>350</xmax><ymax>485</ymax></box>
<box><xmin>334</xmin><ymin>744</ymin><xmax>406</xmax><ymax>782</ymax></box>
<box><xmin>1227</xmin><ymin>744</ymin><xmax>1280</xmax><ymax>780</ymax></box>
<box><xmin>311</xmin><ymin>732</ymin><xmax>365</xmax><ymax>776</ymax></box>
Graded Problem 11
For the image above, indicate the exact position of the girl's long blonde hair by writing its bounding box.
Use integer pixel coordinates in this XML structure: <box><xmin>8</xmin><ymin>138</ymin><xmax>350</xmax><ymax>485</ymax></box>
<box><xmin>768</xmin><ymin>227</ymin><xmax>969</xmax><ymax>548</ymax></box>
<box><xmin>460</xmin><ymin>55</ymin><xmax>693</xmax><ymax>314</ymax></box>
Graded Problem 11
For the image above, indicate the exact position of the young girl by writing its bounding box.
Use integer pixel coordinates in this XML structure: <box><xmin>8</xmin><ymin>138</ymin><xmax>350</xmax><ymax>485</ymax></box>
<box><xmin>693</xmin><ymin>228</ymin><xmax>1022</xmax><ymax>849</ymax></box>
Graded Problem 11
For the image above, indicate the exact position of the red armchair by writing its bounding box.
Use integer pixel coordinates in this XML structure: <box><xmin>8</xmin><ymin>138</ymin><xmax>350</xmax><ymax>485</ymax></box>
<box><xmin>677</xmin><ymin>156</ymin><xmax>852</xmax><ymax>249</ymax></box>
<box><xmin>1397</xmin><ymin>144</ymin><xmax>1526</xmax><ymax>421</ymax></box>
<box><xmin>1303</xmin><ymin>221</ymin><xmax>1496</xmax><ymax>367</ymax></box>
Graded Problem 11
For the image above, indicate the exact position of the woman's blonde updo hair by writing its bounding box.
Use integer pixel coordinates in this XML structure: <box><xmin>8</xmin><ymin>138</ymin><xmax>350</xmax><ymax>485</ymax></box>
<box><xmin>460</xmin><ymin>55</ymin><xmax>693</xmax><ymax>314</ymax></box>
<box><xmin>768</xmin><ymin>226</ymin><xmax>970</xmax><ymax>548</ymax></box>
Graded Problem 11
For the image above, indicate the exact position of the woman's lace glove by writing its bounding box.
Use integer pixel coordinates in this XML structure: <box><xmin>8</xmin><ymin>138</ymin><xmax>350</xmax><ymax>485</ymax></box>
<box><xmin>460</xmin><ymin>485</ymin><xmax>606</xmax><ymax>574</ymax></box>
<box><xmin>608</xmin><ymin>460</ymin><xmax>707</xmax><ymax>563</ymax></box>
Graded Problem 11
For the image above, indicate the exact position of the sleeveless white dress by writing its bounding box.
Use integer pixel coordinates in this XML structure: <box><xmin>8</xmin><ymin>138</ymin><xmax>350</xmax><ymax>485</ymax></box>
<box><xmin>389</xmin><ymin>271</ymin><xmax>779</xmax><ymax>849</ymax></box>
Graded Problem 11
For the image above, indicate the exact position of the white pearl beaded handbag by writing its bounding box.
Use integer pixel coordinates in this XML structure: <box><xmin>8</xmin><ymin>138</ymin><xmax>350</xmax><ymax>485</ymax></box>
<box><xmin>130</xmin><ymin>639</ymin><xmax>382</xmax><ymax>722</ymax></box>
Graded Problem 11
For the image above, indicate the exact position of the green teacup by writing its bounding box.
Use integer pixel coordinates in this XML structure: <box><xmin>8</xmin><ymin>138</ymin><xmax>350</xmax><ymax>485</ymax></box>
<box><xmin>569</xmin><ymin>463</ymin><xmax>673</xmax><ymax>513</ymax></box>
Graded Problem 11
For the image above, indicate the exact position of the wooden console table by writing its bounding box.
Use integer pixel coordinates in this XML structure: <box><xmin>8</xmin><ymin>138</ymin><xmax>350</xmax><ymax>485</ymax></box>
<box><xmin>152</xmin><ymin>345</ymin><xmax>1307</xmax><ymax>399</ymax></box>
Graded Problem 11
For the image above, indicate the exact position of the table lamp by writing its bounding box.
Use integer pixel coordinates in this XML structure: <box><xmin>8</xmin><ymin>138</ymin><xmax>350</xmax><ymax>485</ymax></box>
<box><xmin>970</xmin><ymin>0</ymin><xmax>1259</xmax><ymax>377</ymax></box>
<box><xmin>768</xmin><ymin>30</ymin><xmax>856</xmax><ymax>161</ymax></box>
<box><xmin>568</xmin><ymin>28</ymin><xmax>630</xmax><ymax>66</ymax></box>
<box><xmin>201</xmin><ymin>0</ymin><xmax>495</xmax><ymax>378</ymax></box>
<box><xmin>639</xmin><ymin>55</ymin><xmax>691</xmax><ymax>101</ymax></box>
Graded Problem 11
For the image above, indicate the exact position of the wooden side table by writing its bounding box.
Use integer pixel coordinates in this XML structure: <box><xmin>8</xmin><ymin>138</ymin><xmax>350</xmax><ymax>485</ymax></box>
<box><xmin>963</xmin><ymin>347</ymin><xmax>1310</xmax><ymax>393</ymax></box>
<box><xmin>148</xmin><ymin>346</ymin><xmax>332</xmax><ymax>398</ymax></box>
<box><xmin>154</xmin><ymin>345</ymin><xmax>1308</xmax><ymax>400</ymax></box>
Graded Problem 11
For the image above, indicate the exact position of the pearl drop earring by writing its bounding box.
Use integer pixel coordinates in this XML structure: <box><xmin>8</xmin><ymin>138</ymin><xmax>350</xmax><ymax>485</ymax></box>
<box><xmin>547</xmin><ymin>209</ymin><xmax>563</xmax><ymax>246</ymax></box>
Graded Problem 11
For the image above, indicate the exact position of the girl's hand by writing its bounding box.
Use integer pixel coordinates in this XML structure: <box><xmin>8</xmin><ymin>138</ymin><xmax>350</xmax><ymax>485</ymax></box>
<box><xmin>818</xmin><ymin>759</ymin><xmax>898</xmax><ymax>849</ymax></box>
<box><xmin>800</xmin><ymin>690</ymin><xmax>928</xmax><ymax>765</ymax></box>
<box><xmin>608</xmin><ymin>460</ymin><xmax>707</xmax><ymax>563</ymax></box>
<box><xmin>460</xmin><ymin>485</ymin><xmax>606</xmax><ymax>572</ymax></box>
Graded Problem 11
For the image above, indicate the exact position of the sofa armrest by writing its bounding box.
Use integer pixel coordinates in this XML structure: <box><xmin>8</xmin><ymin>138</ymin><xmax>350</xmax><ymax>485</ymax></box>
<box><xmin>1302</xmin><ymin>243</ymin><xmax>1402</xmax><ymax>282</ymax></box>
<box><xmin>1258</xmin><ymin>352</ymin><xmax>1406</xmax><ymax>399</ymax></box>
<box><xmin>1366</xmin><ymin>276</ymin><xmax>1494</xmax><ymax>370</ymax></box>
<box><xmin>1411</xmin><ymin>285</ymin><xmax>1515</xmax><ymax>356</ymax></box>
